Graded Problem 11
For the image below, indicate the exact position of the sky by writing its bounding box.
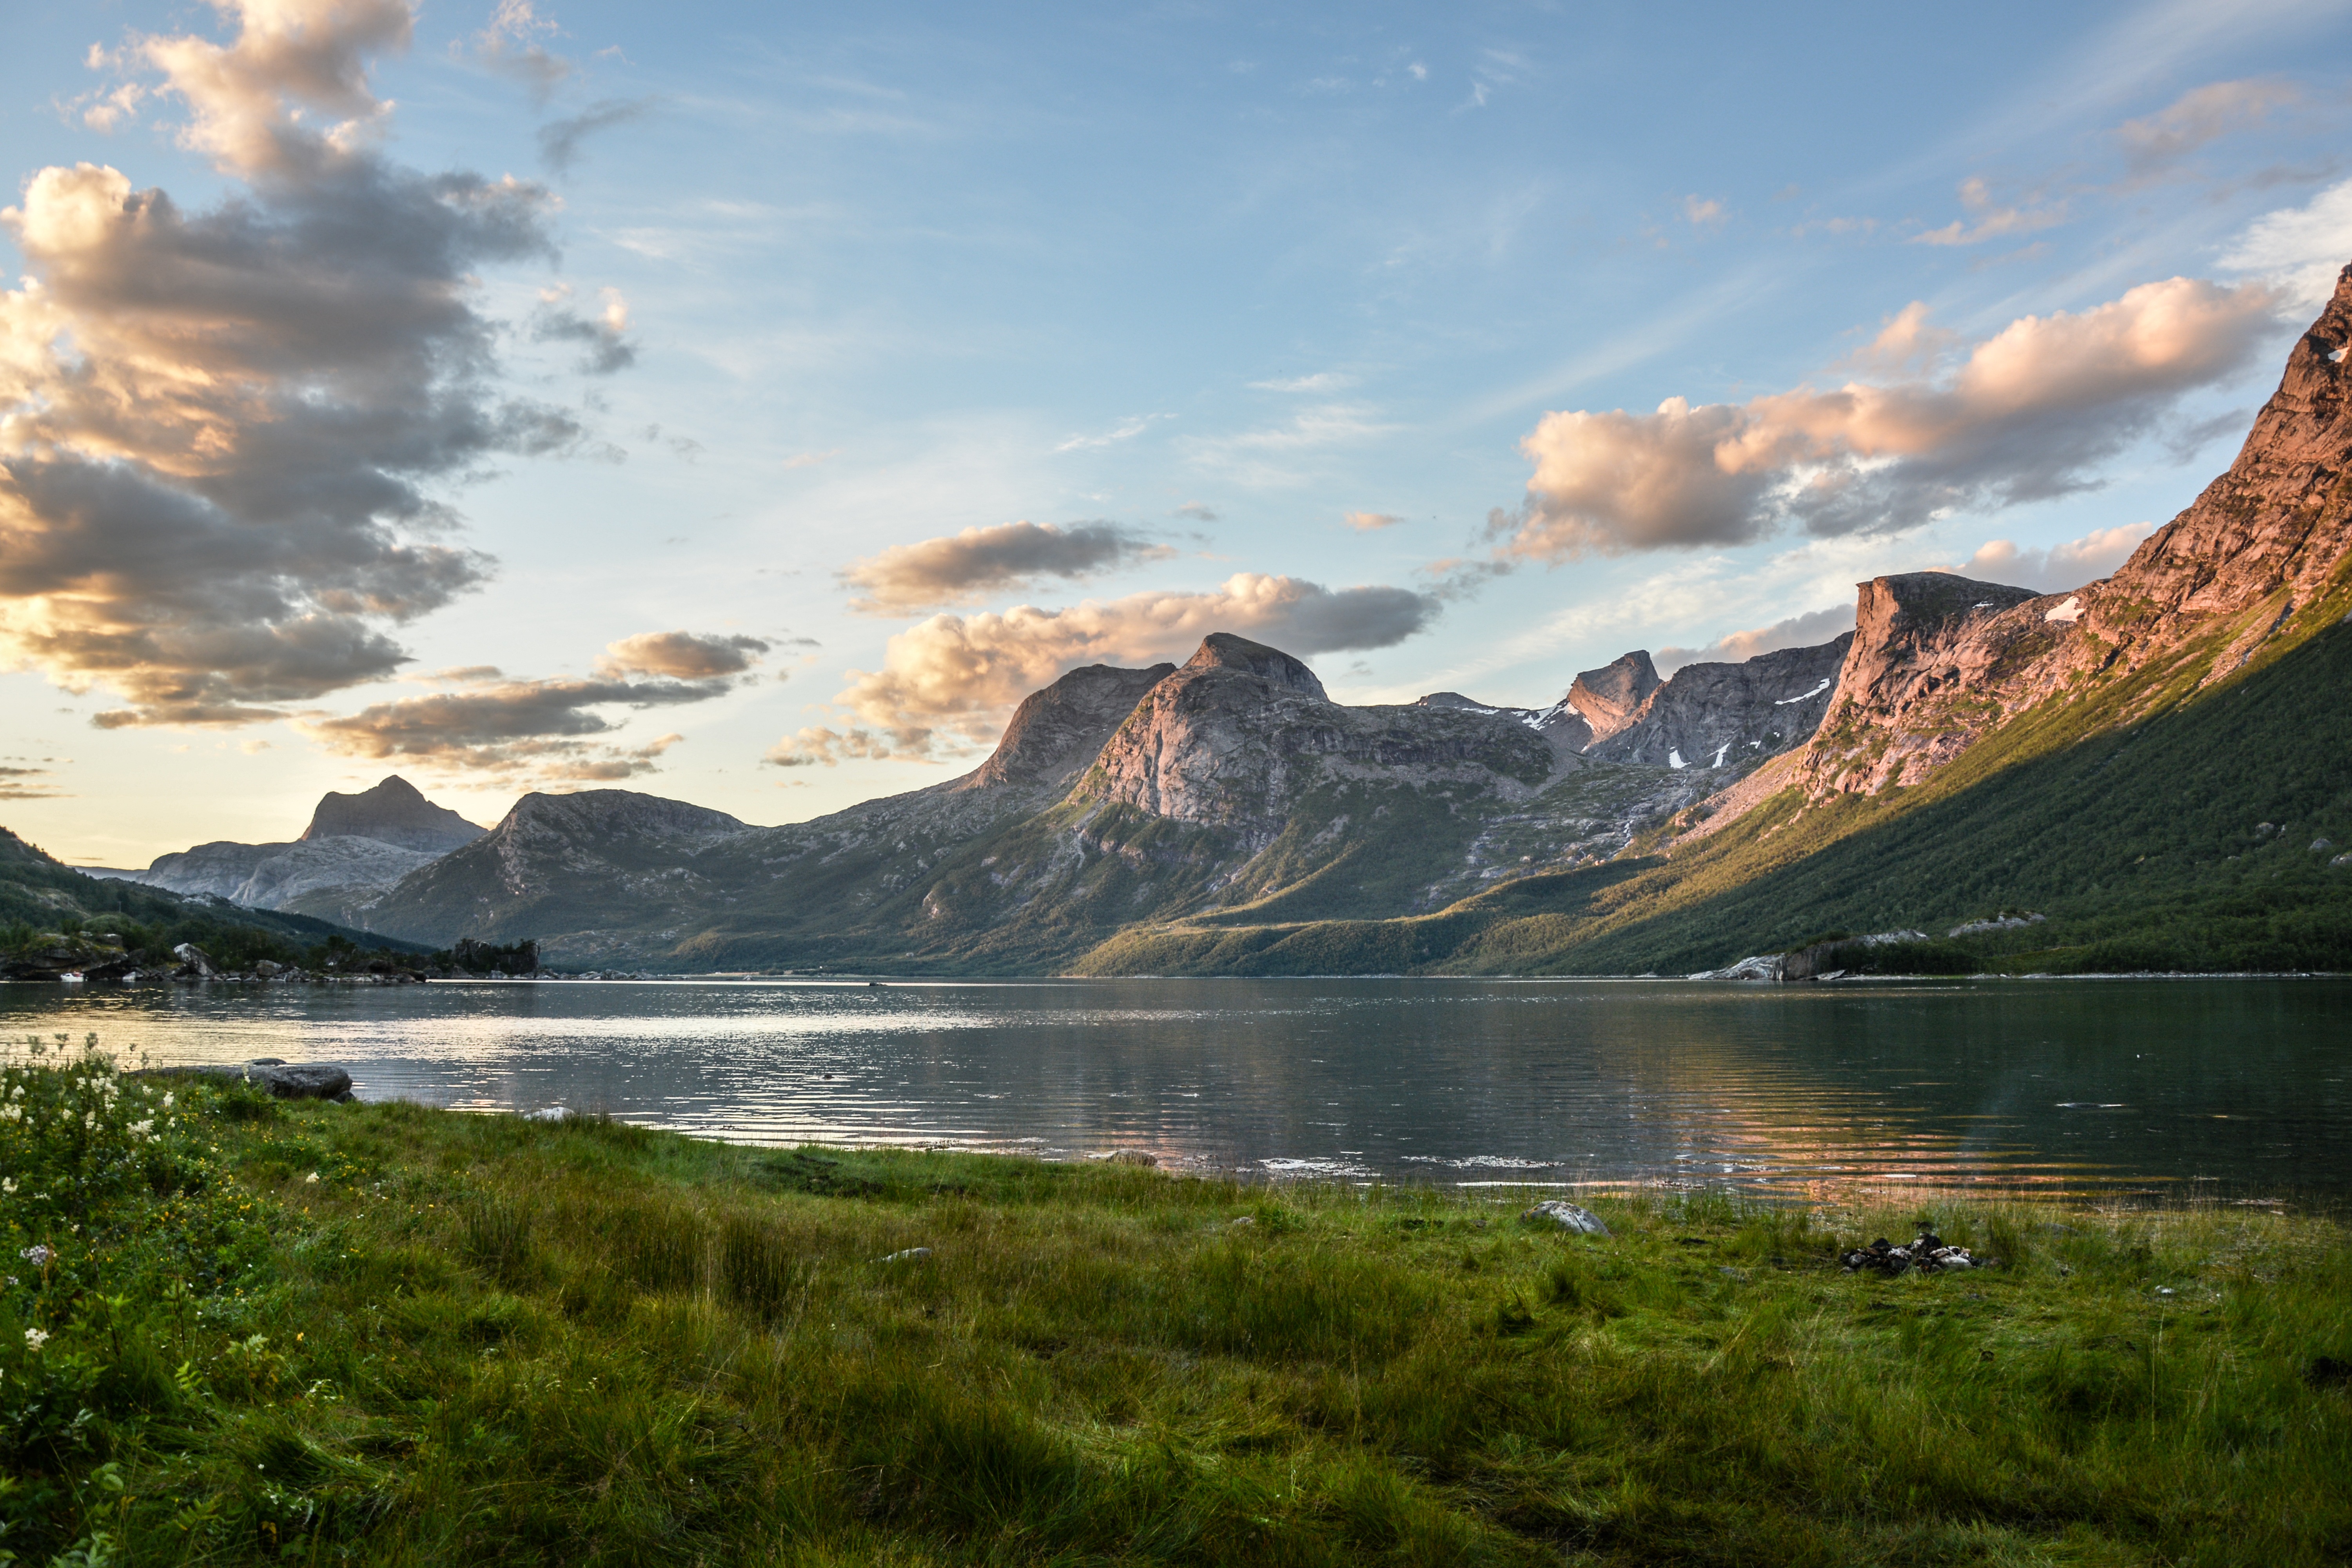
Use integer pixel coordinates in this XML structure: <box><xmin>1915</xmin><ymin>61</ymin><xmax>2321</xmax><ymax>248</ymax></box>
<box><xmin>4</xmin><ymin>0</ymin><xmax>2352</xmax><ymax>865</ymax></box>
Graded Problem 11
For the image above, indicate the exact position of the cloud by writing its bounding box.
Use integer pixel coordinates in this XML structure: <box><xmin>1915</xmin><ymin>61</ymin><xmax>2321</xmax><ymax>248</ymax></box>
<box><xmin>1344</xmin><ymin>511</ymin><xmax>1403</xmax><ymax>531</ymax></box>
<box><xmin>1654</xmin><ymin>604</ymin><xmax>1857</xmax><ymax>675</ymax></box>
<box><xmin>839</xmin><ymin>521</ymin><xmax>1175</xmax><ymax>614</ymax></box>
<box><xmin>2117</xmin><ymin>78</ymin><xmax>2299</xmax><ymax>178</ymax></box>
<box><xmin>1911</xmin><ymin>175</ymin><xmax>2067</xmax><ymax>247</ymax></box>
<box><xmin>1172</xmin><ymin>501</ymin><xmax>1218</xmax><ymax>522</ymax></box>
<box><xmin>2222</xmin><ymin>177</ymin><xmax>2352</xmax><ymax>309</ymax></box>
<box><xmin>1488</xmin><ymin>276</ymin><xmax>2282</xmax><ymax>561</ymax></box>
<box><xmin>471</xmin><ymin>0</ymin><xmax>572</xmax><ymax>103</ymax></box>
<box><xmin>0</xmin><ymin>764</ymin><xmax>67</xmax><ymax>800</ymax></box>
<box><xmin>1682</xmin><ymin>195</ymin><xmax>1727</xmax><ymax>229</ymax></box>
<box><xmin>1953</xmin><ymin>523</ymin><xmax>2157</xmax><ymax>593</ymax></box>
<box><xmin>531</xmin><ymin>284</ymin><xmax>636</xmax><ymax>373</ymax></box>
<box><xmin>297</xmin><ymin>669</ymin><xmax>727</xmax><ymax>776</ymax></box>
<box><xmin>593</xmin><ymin>630</ymin><xmax>769</xmax><ymax>679</ymax></box>
<box><xmin>1053</xmin><ymin>414</ymin><xmax>1169</xmax><ymax>453</ymax></box>
<box><xmin>771</xmin><ymin>573</ymin><xmax>1438</xmax><ymax>764</ymax></box>
<box><xmin>1249</xmin><ymin>372</ymin><xmax>1354</xmax><ymax>392</ymax></box>
<box><xmin>538</xmin><ymin>97</ymin><xmax>653</xmax><ymax>173</ymax></box>
<box><xmin>0</xmin><ymin>0</ymin><xmax>597</xmax><ymax>730</ymax></box>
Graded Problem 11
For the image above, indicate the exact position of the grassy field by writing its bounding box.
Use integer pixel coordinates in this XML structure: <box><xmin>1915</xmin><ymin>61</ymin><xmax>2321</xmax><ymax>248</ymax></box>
<box><xmin>4</xmin><ymin>1040</ymin><xmax>2348</xmax><ymax>1566</ymax></box>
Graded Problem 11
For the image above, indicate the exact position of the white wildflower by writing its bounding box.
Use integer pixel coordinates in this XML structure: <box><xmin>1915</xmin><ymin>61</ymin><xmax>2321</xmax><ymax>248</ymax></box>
<box><xmin>129</xmin><ymin>1120</ymin><xmax>154</xmax><ymax>1139</ymax></box>
<box><xmin>23</xmin><ymin>1328</ymin><xmax>47</xmax><ymax>1351</ymax></box>
<box><xmin>0</xmin><ymin>1178</ymin><xmax>12</xmax><ymax>1194</ymax></box>
<box><xmin>21</xmin><ymin>1246</ymin><xmax>53</xmax><ymax>1267</ymax></box>
<box><xmin>305</xmin><ymin>1172</ymin><xmax>321</xmax><ymax>1185</ymax></box>
<box><xmin>161</xmin><ymin>1092</ymin><xmax>174</xmax><ymax>1109</ymax></box>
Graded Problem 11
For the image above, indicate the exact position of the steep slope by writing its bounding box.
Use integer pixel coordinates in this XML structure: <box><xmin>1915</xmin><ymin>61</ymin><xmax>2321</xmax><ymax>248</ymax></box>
<box><xmin>1588</xmin><ymin>636</ymin><xmax>1855</xmax><ymax>769</ymax></box>
<box><xmin>0</xmin><ymin>825</ymin><xmax>423</xmax><ymax>976</ymax></box>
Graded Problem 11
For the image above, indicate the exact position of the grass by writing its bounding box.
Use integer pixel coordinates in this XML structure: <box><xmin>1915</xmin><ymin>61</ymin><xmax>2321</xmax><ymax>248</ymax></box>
<box><xmin>4</xmin><ymin>1044</ymin><xmax>2349</xmax><ymax>1565</ymax></box>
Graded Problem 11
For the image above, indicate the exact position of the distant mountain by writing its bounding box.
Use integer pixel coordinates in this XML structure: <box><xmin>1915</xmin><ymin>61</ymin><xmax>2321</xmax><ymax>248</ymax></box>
<box><xmin>300</xmin><ymin>776</ymin><xmax>486</xmax><ymax>853</ymax></box>
<box><xmin>0</xmin><ymin>824</ymin><xmax>420</xmax><ymax>978</ymax></box>
<box><xmin>343</xmin><ymin>624</ymin><xmax>1851</xmax><ymax>969</ymax></box>
<box><xmin>116</xmin><ymin>775</ymin><xmax>484</xmax><ymax>919</ymax></box>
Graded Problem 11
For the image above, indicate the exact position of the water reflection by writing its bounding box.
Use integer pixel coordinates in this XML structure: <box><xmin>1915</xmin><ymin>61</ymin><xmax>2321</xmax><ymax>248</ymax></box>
<box><xmin>1</xmin><ymin>976</ymin><xmax>2342</xmax><ymax>1198</ymax></box>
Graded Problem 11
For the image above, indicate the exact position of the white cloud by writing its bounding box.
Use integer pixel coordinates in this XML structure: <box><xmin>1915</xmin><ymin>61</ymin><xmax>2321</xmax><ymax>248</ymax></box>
<box><xmin>1682</xmin><ymin>195</ymin><xmax>1726</xmax><ymax>229</ymax></box>
<box><xmin>772</xmin><ymin>573</ymin><xmax>1438</xmax><ymax>764</ymax></box>
<box><xmin>1655</xmin><ymin>604</ymin><xmax>1856</xmax><ymax>674</ymax></box>
<box><xmin>2222</xmin><ymin>178</ymin><xmax>2352</xmax><ymax>310</ymax></box>
<box><xmin>1954</xmin><ymin>523</ymin><xmax>2157</xmax><ymax>593</ymax></box>
<box><xmin>2116</xmin><ymin>78</ymin><xmax>2299</xmax><ymax>178</ymax></box>
<box><xmin>1910</xmin><ymin>175</ymin><xmax>2067</xmax><ymax>247</ymax></box>
<box><xmin>1344</xmin><ymin>511</ymin><xmax>1404</xmax><ymax>531</ymax></box>
<box><xmin>1489</xmin><ymin>276</ymin><xmax>2283</xmax><ymax>559</ymax></box>
<box><xmin>1053</xmin><ymin>414</ymin><xmax>1169</xmax><ymax>453</ymax></box>
<box><xmin>1</xmin><ymin>0</ymin><xmax>588</xmax><ymax>730</ymax></box>
<box><xmin>1249</xmin><ymin>372</ymin><xmax>1354</xmax><ymax>392</ymax></box>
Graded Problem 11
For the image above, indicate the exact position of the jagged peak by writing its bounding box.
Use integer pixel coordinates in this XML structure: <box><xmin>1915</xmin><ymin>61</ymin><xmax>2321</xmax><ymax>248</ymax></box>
<box><xmin>1182</xmin><ymin>633</ymin><xmax>1328</xmax><ymax>700</ymax></box>
<box><xmin>500</xmin><ymin>789</ymin><xmax>747</xmax><ymax>837</ymax></box>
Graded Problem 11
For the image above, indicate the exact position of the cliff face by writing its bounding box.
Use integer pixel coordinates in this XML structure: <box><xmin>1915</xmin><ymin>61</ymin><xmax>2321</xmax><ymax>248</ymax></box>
<box><xmin>1797</xmin><ymin>266</ymin><xmax>2352</xmax><ymax>797</ymax></box>
<box><xmin>955</xmin><ymin>662</ymin><xmax>1173</xmax><ymax>794</ymax></box>
<box><xmin>1564</xmin><ymin>651</ymin><xmax>1661</xmax><ymax>742</ymax></box>
<box><xmin>1077</xmin><ymin>639</ymin><xmax>1556</xmax><ymax>837</ymax></box>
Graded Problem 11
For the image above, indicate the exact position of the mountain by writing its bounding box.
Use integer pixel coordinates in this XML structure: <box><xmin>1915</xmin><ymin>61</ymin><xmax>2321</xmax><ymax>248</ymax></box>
<box><xmin>300</xmin><ymin>776</ymin><xmax>486</xmax><ymax>853</ymax></box>
<box><xmin>114</xmin><ymin>775</ymin><xmax>485</xmax><ymax>919</ymax></box>
<box><xmin>0</xmin><ymin>825</ymin><xmax>423</xmax><ymax>978</ymax></box>
<box><xmin>345</xmin><ymin>622</ymin><xmax>1850</xmax><ymax>967</ymax></box>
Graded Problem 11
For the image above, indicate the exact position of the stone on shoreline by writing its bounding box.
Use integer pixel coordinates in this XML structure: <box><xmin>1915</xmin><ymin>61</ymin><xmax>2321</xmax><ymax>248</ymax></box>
<box><xmin>142</xmin><ymin>1059</ymin><xmax>355</xmax><ymax>1101</ymax></box>
<box><xmin>1522</xmin><ymin>1200</ymin><xmax>1611</xmax><ymax>1236</ymax></box>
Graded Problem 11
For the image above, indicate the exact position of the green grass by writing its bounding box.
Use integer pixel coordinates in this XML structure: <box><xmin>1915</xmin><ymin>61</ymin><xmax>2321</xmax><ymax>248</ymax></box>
<box><xmin>6</xmin><ymin>1043</ymin><xmax>2350</xmax><ymax>1565</ymax></box>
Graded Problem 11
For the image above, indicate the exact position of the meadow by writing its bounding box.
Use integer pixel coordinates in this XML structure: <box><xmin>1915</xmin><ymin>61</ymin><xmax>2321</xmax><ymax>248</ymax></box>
<box><xmin>2</xmin><ymin>1035</ymin><xmax>2347</xmax><ymax>1566</ymax></box>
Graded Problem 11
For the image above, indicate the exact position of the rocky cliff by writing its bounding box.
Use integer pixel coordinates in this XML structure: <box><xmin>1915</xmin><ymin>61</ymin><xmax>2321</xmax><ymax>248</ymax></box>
<box><xmin>1589</xmin><ymin>636</ymin><xmax>1855</xmax><ymax>770</ymax></box>
<box><xmin>1795</xmin><ymin>265</ymin><xmax>2352</xmax><ymax>798</ymax></box>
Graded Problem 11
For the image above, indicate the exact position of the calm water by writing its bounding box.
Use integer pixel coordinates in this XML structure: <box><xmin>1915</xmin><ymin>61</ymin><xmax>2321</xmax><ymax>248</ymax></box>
<box><xmin>2</xmin><ymin>977</ymin><xmax>2344</xmax><ymax>1200</ymax></box>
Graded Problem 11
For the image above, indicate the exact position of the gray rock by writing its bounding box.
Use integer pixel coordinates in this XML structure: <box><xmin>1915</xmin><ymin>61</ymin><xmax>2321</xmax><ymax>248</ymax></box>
<box><xmin>2334</xmin><ymin>853</ymin><xmax>2352</xmax><ymax>869</ymax></box>
<box><xmin>171</xmin><ymin>942</ymin><xmax>218</xmax><ymax>978</ymax></box>
<box><xmin>1101</xmin><ymin>1149</ymin><xmax>1158</xmax><ymax>1167</ymax></box>
<box><xmin>1690</xmin><ymin>954</ymin><xmax>1782</xmax><ymax>981</ymax></box>
<box><xmin>158</xmin><ymin>1060</ymin><xmax>353</xmax><ymax>1100</ymax></box>
<box><xmin>1522</xmin><ymin>1200</ymin><xmax>1610</xmax><ymax>1236</ymax></box>
<box><xmin>2312</xmin><ymin>838</ymin><xmax>2335</xmax><ymax>852</ymax></box>
<box><xmin>877</xmin><ymin>1247</ymin><xmax>932</xmax><ymax>1263</ymax></box>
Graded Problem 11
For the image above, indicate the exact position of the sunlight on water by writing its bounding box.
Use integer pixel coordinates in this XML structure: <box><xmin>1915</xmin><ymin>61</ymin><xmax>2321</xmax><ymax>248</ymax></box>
<box><xmin>2</xmin><ymin>976</ymin><xmax>2343</xmax><ymax>1199</ymax></box>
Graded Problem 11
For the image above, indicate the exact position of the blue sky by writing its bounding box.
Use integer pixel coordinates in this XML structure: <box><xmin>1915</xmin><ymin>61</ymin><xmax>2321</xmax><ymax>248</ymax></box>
<box><xmin>3</xmin><ymin>0</ymin><xmax>2350</xmax><ymax>861</ymax></box>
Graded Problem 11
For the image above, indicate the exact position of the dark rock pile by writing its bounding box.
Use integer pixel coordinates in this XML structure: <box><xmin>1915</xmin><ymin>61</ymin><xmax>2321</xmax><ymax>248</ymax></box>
<box><xmin>1840</xmin><ymin>1229</ymin><xmax>2000</xmax><ymax>1276</ymax></box>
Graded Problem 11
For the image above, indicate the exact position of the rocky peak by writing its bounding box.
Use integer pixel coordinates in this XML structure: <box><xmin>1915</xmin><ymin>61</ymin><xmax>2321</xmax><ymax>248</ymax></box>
<box><xmin>2104</xmin><ymin>261</ymin><xmax>2352</xmax><ymax>622</ymax></box>
<box><xmin>1565</xmin><ymin>651</ymin><xmax>1661</xmax><ymax>742</ymax></box>
<box><xmin>1183</xmin><ymin>633</ymin><xmax>1328</xmax><ymax>700</ymax></box>
<box><xmin>1592</xmin><ymin>634</ymin><xmax>1857</xmax><ymax>769</ymax></box>
<box><xmin>301</xmin><ymin>775</ymin><xmax>485</xmax><ymax>853</ymax></box>
<box><xmin>957</xmin><ymin>662</ymin><xmax>1175</xmax><ymax>793</ymax></box>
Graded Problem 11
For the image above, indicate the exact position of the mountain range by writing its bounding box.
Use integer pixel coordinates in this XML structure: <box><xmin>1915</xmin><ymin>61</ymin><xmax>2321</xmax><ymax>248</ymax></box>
<box><xmin>29</xmin><ymin>265</ymin><xmax>2352</xmax><ymax>978</ymax></box>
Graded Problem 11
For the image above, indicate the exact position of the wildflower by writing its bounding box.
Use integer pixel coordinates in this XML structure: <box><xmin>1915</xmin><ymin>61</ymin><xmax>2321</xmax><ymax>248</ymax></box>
<box><xmin>305</xmin><ymin>1172</ymin><xmax>320</xmax><ymax>1185</ymax></box>
<box><xmin>24</xmin><ymin>1328</ymin><xmax>47</xmax><ymax>1351</ymax></box>
<box><xmin>129</xmin><ymin>1120</ymin><xmax>154</xmax><ymax>1139</ymax></box>
<box><xmin>0</xmin><ymin>1178</ymin><xmax>12</xmax><ymax>1194</ymax></box>
<box><xmin>161</xmin><ymin>1092</ymin><xmax>174</xmax><ymax>1109</ymax></box>
<box><xmin>20</xmin><ymin>1245</ymin><xmax>52</xmax><ymax>1268</ymax></box>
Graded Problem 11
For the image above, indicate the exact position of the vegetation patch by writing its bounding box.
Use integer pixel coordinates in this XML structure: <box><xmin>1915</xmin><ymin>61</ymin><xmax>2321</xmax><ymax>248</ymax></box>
<box><xmin>4</xmin><ymin>1036</ymin><xmax>2348</xmax><ymax>1564</ymax></box>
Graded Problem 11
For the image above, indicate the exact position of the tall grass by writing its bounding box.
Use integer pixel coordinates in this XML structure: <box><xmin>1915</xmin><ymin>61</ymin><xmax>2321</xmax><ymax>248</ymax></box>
<box><xmin>2</xmin><ymin>1075</ymin><xmax>2346</xmax><ymax>1565</ymax></box>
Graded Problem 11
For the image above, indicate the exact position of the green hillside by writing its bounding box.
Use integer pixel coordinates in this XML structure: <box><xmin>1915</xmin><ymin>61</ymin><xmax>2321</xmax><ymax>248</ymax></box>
<box><xmin>0</xmin><ymin>827</ymin><xmax>425</xmax><ymax>971</ymax></box>
<box><xmin>1077</xmin><ymin>586</ymin><xmax>2352</xmax><ymax>977</ymax></box>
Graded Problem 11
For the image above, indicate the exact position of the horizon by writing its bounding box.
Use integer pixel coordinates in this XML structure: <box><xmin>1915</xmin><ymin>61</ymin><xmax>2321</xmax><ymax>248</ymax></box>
<box><xmin>6</xmin><ymin>0</ymin><xmax>2352</xmax><ymax>864</ymax></box>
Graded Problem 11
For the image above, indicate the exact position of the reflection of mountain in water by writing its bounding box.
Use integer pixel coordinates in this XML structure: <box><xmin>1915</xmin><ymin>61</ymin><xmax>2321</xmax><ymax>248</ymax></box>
<box><xmin>0</xmin><ymin>978</ymin><xmax>2337</xmax><ymax>1197</ymax></box>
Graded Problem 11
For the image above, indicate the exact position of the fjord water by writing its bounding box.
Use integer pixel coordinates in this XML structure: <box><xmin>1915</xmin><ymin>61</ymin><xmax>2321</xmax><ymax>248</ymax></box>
<box><xmin>2</xmin><ymin>978</ymin><xmax>2343</xmax><ymax>1199</ymax></box>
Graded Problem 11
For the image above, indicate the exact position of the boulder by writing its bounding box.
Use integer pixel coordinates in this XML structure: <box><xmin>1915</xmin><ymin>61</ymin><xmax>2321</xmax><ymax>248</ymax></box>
<box><xmin>1101</xmin><ymin>1149</ymin><xmax>1159</xmax><ymax>1167</ymax></box>
<box><xmin>1522</xmin><ymin>1200</ymin><xmax>1610</xmax><ymax>1237</ymax></box>
<box><xmin>154</xmin><ymin>1060</ymin><xmax>354</xmax><ymax>1100</ymax></box>
<box><xmin>171</xmin><ymin>942</ymin><xmax>219</xmax><ymax>978</ymax></box>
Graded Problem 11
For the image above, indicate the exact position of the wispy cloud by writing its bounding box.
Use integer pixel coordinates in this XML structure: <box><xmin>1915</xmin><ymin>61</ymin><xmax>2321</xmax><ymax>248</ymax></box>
<box><xmin>1053</xmin><ymin>414</ymin><xmax>1171</xmax><ymax>453</ymax></box>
